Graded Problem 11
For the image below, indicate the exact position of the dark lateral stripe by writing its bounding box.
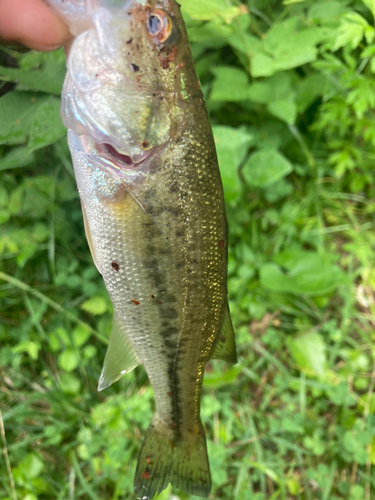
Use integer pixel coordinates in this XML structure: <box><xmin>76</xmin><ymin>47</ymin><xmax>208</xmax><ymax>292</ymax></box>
<box><xmin>140</xmin><ymin>194</ymin><xmax>185</xmax><ymax>436</ymax></box>
<box><xmin>146</xmin><ymin>204</ymin><xmax>184</xmax><ymax>217</ymax></box>
<box><xmin>167</xmin><ymin>359</ymin><xmax>182</xmax><ymax>440</ymax></box>
<box><xmin>163</xmin><ymin>338</ymin><xmax>178</xmax><ymax>350</ymax></box>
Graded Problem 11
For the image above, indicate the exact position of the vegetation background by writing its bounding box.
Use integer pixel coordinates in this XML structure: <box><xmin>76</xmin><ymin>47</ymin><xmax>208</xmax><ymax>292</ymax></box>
<box><xmin>1</xmin><ymin>0</ymin><xmax>375</xmax><ymax>498</ymax></box>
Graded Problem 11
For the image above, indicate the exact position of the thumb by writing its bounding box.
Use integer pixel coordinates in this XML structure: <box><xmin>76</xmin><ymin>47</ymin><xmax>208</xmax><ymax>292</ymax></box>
<box><xmin>0</xmin><ymin>0</ymin><xmax>71</xmax><ymax>51</ymax></box>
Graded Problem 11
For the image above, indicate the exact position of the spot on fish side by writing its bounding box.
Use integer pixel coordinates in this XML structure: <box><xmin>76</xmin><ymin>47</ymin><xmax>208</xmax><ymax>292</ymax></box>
<box><xmin>141</xmin><ymin>469</ymin><xmax>151</xmax><ymax>480</ymax></box>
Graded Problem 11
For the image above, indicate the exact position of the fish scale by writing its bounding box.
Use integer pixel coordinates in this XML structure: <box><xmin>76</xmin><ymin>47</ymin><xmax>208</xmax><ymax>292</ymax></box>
<box><xmin>46</xmin><ymin>0</ymin><xmax>237</xmax><ymax>497</ymax></box>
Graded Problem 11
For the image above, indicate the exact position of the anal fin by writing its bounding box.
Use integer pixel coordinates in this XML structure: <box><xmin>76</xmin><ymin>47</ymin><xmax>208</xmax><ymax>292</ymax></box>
<box><xmin>212</xmin><ymin>301</ymin><xmax>237</xmax><ymax>365</ymax></box>
<box><xmin>98</xmin><ymin>314</ymin><xmax>140</xmax><ymax>391</ymax></box>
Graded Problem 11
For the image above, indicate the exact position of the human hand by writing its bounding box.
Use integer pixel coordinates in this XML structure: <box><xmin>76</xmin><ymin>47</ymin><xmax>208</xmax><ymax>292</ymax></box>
<box><xmin>0</xmin><ymin>0</ymin><xmax>70</xmax><ymax>51</ymax></box>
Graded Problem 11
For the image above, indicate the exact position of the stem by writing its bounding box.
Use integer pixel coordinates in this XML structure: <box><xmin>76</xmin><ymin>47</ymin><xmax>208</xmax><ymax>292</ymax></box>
<box><xmin>0</xmin><ymin>409</ymin><xmax>17</xmax><ymax>500</ymax></box>
<box><xmin>288</xmin><ymin>124</ymin><xmax>316</xmax><ymax>171</ymax></box>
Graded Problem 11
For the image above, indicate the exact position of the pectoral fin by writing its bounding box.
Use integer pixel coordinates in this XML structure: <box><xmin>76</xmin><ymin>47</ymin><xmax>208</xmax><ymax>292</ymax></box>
<box><xmin>81</xmin><ymin>201</ymin><xmax>101</xmax><ymax>274</ymax></box>
<box><xmin>98</xmin><ymin>314</ymin><xmax>140</xmax><ymax>391</ymax></box>
<box><xmin>212</xmin><ymin>302</ymin><xmax>237</xmax><ymax>365</ymax></box>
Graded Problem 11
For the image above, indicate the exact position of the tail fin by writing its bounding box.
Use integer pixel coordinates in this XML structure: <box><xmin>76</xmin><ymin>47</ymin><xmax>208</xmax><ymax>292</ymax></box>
<box><xmin>134</xmin><ymin>421</ymin><xmax>211</xmax><ymax>499</ymax></box>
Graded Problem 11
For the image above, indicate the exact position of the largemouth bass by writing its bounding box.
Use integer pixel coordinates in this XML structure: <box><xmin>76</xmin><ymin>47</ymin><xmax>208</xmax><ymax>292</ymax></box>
<box><xmin>45</xmin><ymin>0</ymin><xmax>237</xmax><ymax>497</ymax></box>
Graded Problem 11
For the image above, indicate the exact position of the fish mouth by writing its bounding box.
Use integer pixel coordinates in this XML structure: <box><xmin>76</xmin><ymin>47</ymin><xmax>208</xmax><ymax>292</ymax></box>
<box><xmin>90</xmin><ymin>138</ymin><xmax>169</xmax><ymax>179</ymax></box>
<box><xmin>98</xmin><ymin>142</ymin><xmax>135</xmax><ymax>166</ymax></box>
<box><xmin>94</xmin><ymin>141</ymin><xmax>150</xmax><ymax>171</ymax></box>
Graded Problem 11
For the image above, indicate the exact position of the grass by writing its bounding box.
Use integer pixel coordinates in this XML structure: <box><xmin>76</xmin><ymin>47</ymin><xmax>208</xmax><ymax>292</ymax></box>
<box><xmin>2</xmin><ymin>0</ymin><xmax>375</xmax><ymax>499</ymax></box>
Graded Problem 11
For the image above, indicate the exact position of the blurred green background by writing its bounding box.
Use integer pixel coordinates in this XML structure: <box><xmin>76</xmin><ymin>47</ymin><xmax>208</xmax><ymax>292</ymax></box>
<box><xmin>1</xmin><ymin>0</ymin><xmax>375</xmax><ymax>499</ymax></box>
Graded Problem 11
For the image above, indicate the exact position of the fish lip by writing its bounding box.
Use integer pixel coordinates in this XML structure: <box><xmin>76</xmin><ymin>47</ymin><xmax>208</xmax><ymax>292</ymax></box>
<box><xmin>90</xmin><ymin>139</ymin><xmax>169</xmax><ymax>178</ymax></box>
<box><xmin>95</xmin><ymin>142</ymin><xmax>141</xmax><ymax>169</ymax></box>
<box><xmin>92</xmin><ymin>141</ymin><xmax>150</xmax><ymax>175</ymax></box>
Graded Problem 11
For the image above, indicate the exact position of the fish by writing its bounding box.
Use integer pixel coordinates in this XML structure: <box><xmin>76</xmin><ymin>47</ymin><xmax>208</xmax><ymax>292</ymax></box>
<box><xmin>44</xmin><ymin>0</ymin><xmax>237</xmax><ymax>498</ymax></box>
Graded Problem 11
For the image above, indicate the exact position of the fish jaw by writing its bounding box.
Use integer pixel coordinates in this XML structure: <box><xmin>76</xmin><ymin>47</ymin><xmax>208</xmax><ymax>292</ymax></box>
<box><xmin>69</xmin><ymin>131</ymin><xmax>169</xmax><ymax>194</ymax></box>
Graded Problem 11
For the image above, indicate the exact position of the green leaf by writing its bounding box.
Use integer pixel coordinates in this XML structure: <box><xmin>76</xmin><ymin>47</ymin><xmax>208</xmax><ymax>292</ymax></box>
<box><xmin>287</xmin><ymin>478</ymin><xmax>301</xmax><ymax>495</ymax></box>
<box><xmin>346</xmin><ymin>78</ymin><xmax>375</xmax><ymax>119</ymax></box>
<box><xmin>264</xmin><ymin>178</ymin><xmax>293</xmax><ymax>202</ymax></box>
<box><xmin>287</xmin><ymin>332</ymin><xmax>327</xmax><ymax>377</ymax></box>
<box><xmin>251</xmin><ymin>18</ymin><xmax>326</xmax><ymax>77</ymax></box>
<box><xmin>187</xmin><ymin>17</ymin><xmax>234</xmax><ymax>48</ymax></box>
<box><xmin>181</xmin><ymin>0</ymin><xmax>246</xmax><ymax>22</ymax></box>
<box><xmin>0</xmin><ymin>92</ymin><xmax>50</xmax><ymax>145</ymax></box>
<box><xmin>0</xmin><ymin>186</ymin><xmax>8</xmax><ymax>207</ymax></box>
<box><xmin>229</xmin><ymin>32</ymin><xmax>262</xmax><ymax>59</ymax></box>
<box><xmin>242</xmin><ymin>149</ymin><xmax>293</xmax><ymax>187</ymax></box>
<box><xmin>203</xmin><ymin>365</ymin><xmax>241</xmax><ymax>388</ymax></box>
<box><xmin>8</xmin><ymin>187</ymin><xmax>24</xmax><ymax>215</ymax></box>
<box><xmin>17</xmin><ymin>454</ymin><xmax>44</xmax><ymax>479</ymax></box>
<box><xmin>54</xmin><ymin>327</ymin><xmax>71</xmax><ymax>347</ymax></box>
<box><xmin>308</xmin><ymin>2</ymin><xmax>344</xmax><ymax>21</ymax></box>
<box><xmin>369</xmin><ymin>437</ymin><xmax>375</xmax><ymax>464</ymax></box>
<box><xmin>248</xmin><ymin>120</ymin><xmax>290</xmax><ymax>150</ymax></box>
<box><xmin>332</xmin><ymin>12</ymin><xmax>371</xmax><ymax>51</ymax></box>
<box><xmin>83</xmin><ymin>345</ymin><xmax>97</xmax><ymax>359</ymax></box>
<box><xmin>296</xmin><ymin>73</ymin><xmax>326</xmax><ymax>112</ymax></box>
<box><xmin>0</xmin><ymin>146</ymin><xmax>34</xmax><ymax>171</ymax></box>
<box><xmin>248</xmin><ymin>70</ymin><xmax>297</xmax><ymax>104</ymax></box>
<box><xmin>362</xmin><ymin>0</ymin><xmax>375</xmax><ymax>18</ymax></box>
<box><xmin>73</xmin><ymin>324</ymin><xmax>92</xmax><ymax>347</ymax></box>
<box><xmin>260</xmin><ymin>249</ymin><xmax>346</xmax><ymax>295</ymax></box>
<box><xmin>12</xmin><ymin>340</ymin><xmax>40</xmax><ymax>360</ymax></box>
<box><xmin>59</xmin><ymin>372</ymin><xmax>81</xmax><ymax>394</ymax></box>
<box><xmin>32</xmin><ymin>223</ymin><xmax>49</xmax><ymax>243</ymax></box>
<box><xmin>0</xmin><ymin>208</ymin><xmax>10</xmax><ymax>224</ymax></box>
<box><xmin>16</xmin><ymin>241</ymin><xmax>39</xmax><ymax>268</ymax></box>
<box><xmin>27</xmin><ymin>97</ymin><xmax>66</xmax><ymax>153</ymax></box>
<box><xmin>0</xmin><ymin>50</ymin><xmax>65</xmax><ymax>95</ymax></box>
<box><xmin>251</xmin><ymin>53</ymin><xmax>278</xmax><ymax>77</ymax></box>
<box><xmin>343</xmin><ymin>430</ymin><xmax>371</xmax><ymax>464</ymax></box>
<box><xmin>59</xmin><ymin>349</ymin><xmax>79</xmax><ymax>372</ymax></box>
<box><xmin>212</xmin><ymin>69</ymin><xmax>298</xmax><ymax>121</ymax></box>
<box><xmin>268</xmin><ymin>98</ymin><xmax>297</xmax><ymax>124</ymax></box>
<box><xmin>80</xmin><ymin>296</ymin><xmax>108</xmax><ymax>315</ymax></box>
<box><xmin>210</xmin><ymin>66</ymin><xmax>251</xmax><ymax>102</ymax></box>
<box><xmin>247</xmin><ymin>81</ymin><xmax>273</xmax><ymax>104</ymax></box>
<box><xmin>264</xmin><ymin>27</ymin><xmax>319</xmax><ymax>70</ymax></box>
<box><xmin>213</xmin><ymin>125</ymin><xmax>253</xmax><ymax>203</ymax></box>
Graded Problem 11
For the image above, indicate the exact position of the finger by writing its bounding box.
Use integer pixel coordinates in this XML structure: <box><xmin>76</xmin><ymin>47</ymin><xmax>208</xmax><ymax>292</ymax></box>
<box><xmin>0</xmin><ymin>0</ymin><xmax>71</xmax><ymax>51</ymax></box>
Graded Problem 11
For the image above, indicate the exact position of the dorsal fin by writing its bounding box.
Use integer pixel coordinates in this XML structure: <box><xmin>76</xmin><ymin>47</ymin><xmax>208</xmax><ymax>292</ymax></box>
<box><xmin>98</xmin><ymin>314</ymin><xmax>140</xmax><ymax>391</ymax></box>
<box><xmin>212</xmin><ymin>302</ymin><xmax>237</xmax><ymax>365</ymax></box>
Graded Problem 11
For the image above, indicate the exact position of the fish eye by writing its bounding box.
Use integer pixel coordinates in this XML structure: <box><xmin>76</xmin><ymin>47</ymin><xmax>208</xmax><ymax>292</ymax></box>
<box><xmin>147</xmin><ymin>10</ymin><xmax>173</xmax><ymax>43</ymax></box>
<box><xmin>148</xmin><ymin>15</ymin><xmax>162</xmax><ymax>35</ymax></box>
